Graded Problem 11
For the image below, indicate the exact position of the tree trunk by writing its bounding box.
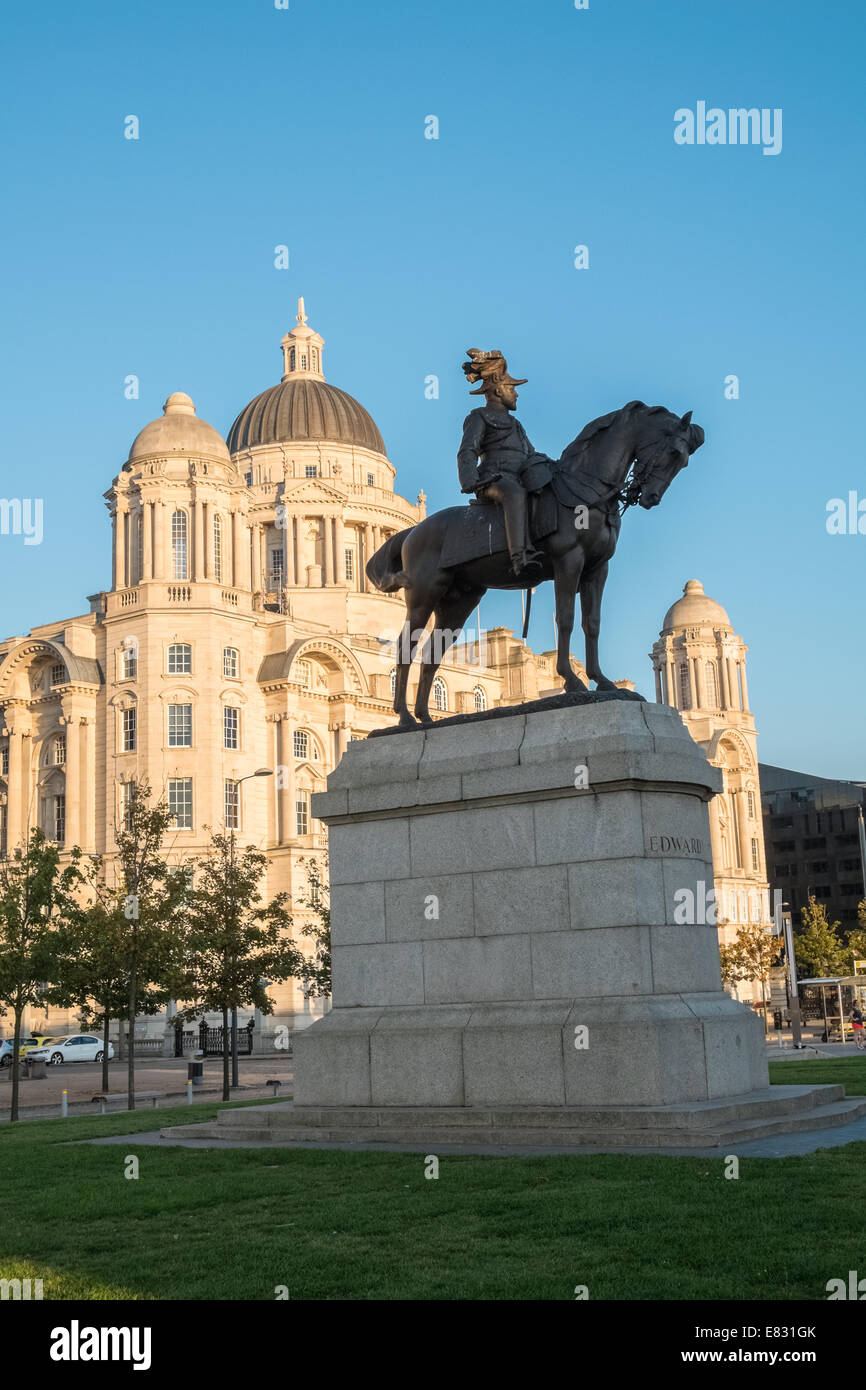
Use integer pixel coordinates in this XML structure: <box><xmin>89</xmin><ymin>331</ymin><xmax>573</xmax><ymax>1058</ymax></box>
<box><xmin>222</xmin><ymin>1006</ymin><xmax>230</xmax><ymax>1102</ymax></box>
<box><xmin>10</xmin><ymin>1003</ymin><xmax>22</xmax><ymax>1123</ymax></box>
<box><xmin>102</xmin><ymin>1013</ymin><xmax>111</xmax><ymax>1093</ymax></box>
<box><xmin>127</xmin><ymin>969</ymin><xmax>136</xmax><ymax>1110</ymax></box>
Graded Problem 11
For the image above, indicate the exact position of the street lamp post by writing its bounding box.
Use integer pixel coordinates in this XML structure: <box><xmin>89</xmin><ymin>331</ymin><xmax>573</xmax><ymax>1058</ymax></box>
<box><xmin>228</xmin><ymin>768</ymin><xmax>273</xmax><ymax>1088</ymax></box>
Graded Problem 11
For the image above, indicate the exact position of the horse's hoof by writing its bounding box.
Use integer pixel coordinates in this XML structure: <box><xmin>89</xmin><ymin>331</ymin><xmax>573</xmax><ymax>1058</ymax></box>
<box><xmin>398</xmin><ymin>713</ymin><xmax>419</xmax><ymax>729</ymax></box>
<box><xmin>593</xmin><ymin>678</ymin><xmax>618</xmax><ymax>692</ymax></box>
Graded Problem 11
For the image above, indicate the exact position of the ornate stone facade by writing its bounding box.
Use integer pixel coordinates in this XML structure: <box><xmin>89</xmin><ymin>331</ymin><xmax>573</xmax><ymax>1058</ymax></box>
<box><xmin>0</xmin><ymin>302</ymin><xmax>596</xmax><ymax>1039</ymax></box>
<box><xmin>650</xmin><ymin>580</ymin><xmax>771</xmax><ymax>1003</ymax></box>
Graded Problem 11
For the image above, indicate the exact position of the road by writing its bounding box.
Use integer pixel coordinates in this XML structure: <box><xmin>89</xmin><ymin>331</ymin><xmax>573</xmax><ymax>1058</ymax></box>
<box><xmin>0</xmin><ymin>1054</ymin><xmax>294</xmax><ymax>1121</ymax></box>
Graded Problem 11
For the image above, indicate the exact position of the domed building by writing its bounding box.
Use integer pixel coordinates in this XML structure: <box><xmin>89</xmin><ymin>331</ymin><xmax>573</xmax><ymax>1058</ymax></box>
<box><xmin>0</xmin><ymin>300</ymin><xmax>580</xmax><ymax>1042</ymax></box>
<box><xmin>650</xmin><ymin>580</ymin><xmax>771</xmax><ymax>1004</ymax></box>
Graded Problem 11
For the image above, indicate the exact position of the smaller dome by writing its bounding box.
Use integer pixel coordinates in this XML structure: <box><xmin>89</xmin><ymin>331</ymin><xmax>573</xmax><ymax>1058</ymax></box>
<box><xmin>663</xmin><ymin>579</ymin><xmax>731</xmax><ymax>631</ymax></box>
<box><xmin>127</xmin><ymin>393</ymin><xmax>230</xmax><ymax>464</ymax></box>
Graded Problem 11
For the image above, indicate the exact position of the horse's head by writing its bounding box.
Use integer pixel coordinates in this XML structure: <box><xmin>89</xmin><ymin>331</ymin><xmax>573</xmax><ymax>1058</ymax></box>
<box><xmin>632</xmin><ymin>408</ymin><xmax>704</xmax><ymax>509</ymax></box>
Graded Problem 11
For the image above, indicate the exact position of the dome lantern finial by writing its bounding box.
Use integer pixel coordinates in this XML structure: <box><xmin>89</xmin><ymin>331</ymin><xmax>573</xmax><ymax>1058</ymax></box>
<box><xmin>280</xmin><ymin>295</ymin><xmax>325</xmax><ymax>383</ymax></box>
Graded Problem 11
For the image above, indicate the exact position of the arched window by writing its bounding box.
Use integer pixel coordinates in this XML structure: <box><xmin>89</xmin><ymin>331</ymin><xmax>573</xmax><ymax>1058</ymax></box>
<box><xmin>704</xmin><ymin>661</ymin><xmax>719</xmax><ymax>708</ymax></box>
<box><xmin>223</xmin><ymin>647</ymin><xmax>239</xmax><ymax>679</ymax></box>
<box><xmin>293</xmin><ymin>729</ymin><xmax>309</xmax><ymax>759</ymax></box>
<box><xmin>433</xmin><ymin>677</ymin><xmax>447</xmax><ymax>711</ymax></box>
<box><xmin>473</xmin><ymin>686</ymin><xmax>487</xmax><ymax>712</ymax></box>
<box><xmin>678</xmin><ymin>664</ymin><xmax>691</xmax><ymax>709</ymax></box>
<box><xmin>213</xmin><ymin>514</ymin><xmax>223</xmax><ymax>582</ymax></box>
<box><xmin>122</xmin><ymin>645</ymin><xmax>137</xmax><ymax>679</ymax></box>
<box><xmin>171</xmin><ymin>510</ymin><xmax>188</xmax><ymax>580</ymax></box>
<box><xmin>301</xmin><ymin>353</ymin><xmax>307</xmax><ymax>370</ymax></box>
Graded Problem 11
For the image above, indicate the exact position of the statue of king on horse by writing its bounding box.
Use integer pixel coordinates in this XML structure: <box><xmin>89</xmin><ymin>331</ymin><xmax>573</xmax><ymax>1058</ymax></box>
<box><xmin>367</xmin><ymin>348</ymin><xmax>705</xmax><ymax>728</ymax></box>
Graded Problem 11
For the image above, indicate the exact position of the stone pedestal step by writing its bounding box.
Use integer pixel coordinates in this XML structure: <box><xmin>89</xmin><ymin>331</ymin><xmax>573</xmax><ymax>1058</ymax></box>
<box><xmin>160</xmin><ymin>1087</ymin><xmax>866</xmax><ymax>1151</ymax></box>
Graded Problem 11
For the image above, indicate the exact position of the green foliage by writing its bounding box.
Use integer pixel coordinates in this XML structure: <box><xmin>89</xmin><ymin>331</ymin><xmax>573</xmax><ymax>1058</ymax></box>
<box><xmin>795</xmin><ymin>896</ymin><xmax>846</xmax><ymax>978</ymax></box>
<box><xmin>0</xmin><ymin>830</ymin><xmax>82</xmax><ymax>1118</ymax></box>
<box><xmin>293</xmin><ymin>856</ymin><xmax>331</xmax><ymax>999</ymax></box>
<box><xmin>718</xmin><ymin>922</ymin><xmax>777</xmax><ymax>988</ymax></box>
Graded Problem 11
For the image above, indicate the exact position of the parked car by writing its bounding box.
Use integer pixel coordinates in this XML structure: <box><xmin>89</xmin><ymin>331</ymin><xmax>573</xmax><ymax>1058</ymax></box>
<box><xmin>25</xmin><ymin>1035</ymin><xmax>115</xmax><ymax>1065</ymax></box>
<box><xmin>0</xmin><ymin>1037</ymin><xmax>55</xmax><ymax>1066</ymax></box>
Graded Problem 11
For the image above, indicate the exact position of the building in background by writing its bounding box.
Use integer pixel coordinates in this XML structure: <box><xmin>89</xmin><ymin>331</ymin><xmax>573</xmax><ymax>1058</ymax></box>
<box><xmin>650</xmin><ymin>580</ymin><xmax>770</xmax><ymax>1002</ymax></box>
<box><xmin>0</xmin><ymin>300</ymin><xmax>600</xmax><ymax>1040</ymax></box>
<box><xmin>759</xmin><ymin>765</ymin><xmax>866</xmax><ymax>930</ymax></box>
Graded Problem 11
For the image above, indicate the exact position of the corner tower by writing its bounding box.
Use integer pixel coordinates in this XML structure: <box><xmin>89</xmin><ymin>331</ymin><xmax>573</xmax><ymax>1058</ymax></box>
<box><xmin>650</xmin><ymin>580</ymin><xmax>770</xmax><ymax>1002</ymax></box>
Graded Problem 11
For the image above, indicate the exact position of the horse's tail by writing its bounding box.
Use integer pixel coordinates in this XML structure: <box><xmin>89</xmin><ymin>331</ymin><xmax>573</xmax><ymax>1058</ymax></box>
<box><xmin>366</xmin><ymin>527</ymin><xmax>414</xmax><ymax>593</ymax></box>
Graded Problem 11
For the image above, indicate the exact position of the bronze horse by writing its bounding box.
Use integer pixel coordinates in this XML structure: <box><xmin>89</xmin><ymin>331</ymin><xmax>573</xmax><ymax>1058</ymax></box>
<box><xmin>367</xmin><ymin>401</ymin><xmax>704</xmax><ymax>727</ymax></box>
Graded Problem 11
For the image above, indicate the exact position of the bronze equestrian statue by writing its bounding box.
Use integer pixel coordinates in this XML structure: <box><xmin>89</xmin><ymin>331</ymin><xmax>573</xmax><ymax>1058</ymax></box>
<box><xmin>367</xmin><ymin>351</ymin><xmax>704</xmax><ymax>728</ymax></box>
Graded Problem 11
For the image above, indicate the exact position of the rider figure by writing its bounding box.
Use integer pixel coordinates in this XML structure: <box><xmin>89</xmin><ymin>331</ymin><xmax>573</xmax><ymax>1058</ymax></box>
<box><xmin>457</xmin><ymin>348</ymin><xmax>548</xmax><ymax>576</ymax></box>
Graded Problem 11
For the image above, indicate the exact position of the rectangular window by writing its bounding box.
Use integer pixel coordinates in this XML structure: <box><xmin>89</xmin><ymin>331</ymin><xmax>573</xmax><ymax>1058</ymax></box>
<box><xmin>121</xmin><ymin>781</ymin><xmax>137</xmax><ymax>833</ymax></box>
<box><xmin>53</xmin><ymin>794</ymin><xmax>65</xmax><ymax>844</ymax></box>
<box><xmin>678</xmin><ymin>665</ymin><xmax>691</xmax><ymax>709</ymax></box>
<box><xmin>344</xmin><ymin>548</ymin><xmax>354</xmax><ymax>581</ymax></box>
<box><xmin>122</xmin><ymin>707</ymin><xmax>137</xmax><ymax>752</ymax></box>
<box><xmin>305</xmin><ymin>465</ymin><xmax>318</xmax><ymax>478</ymax></box>
<box><xmin>269</xmin><ymin>549</ymin><xmax>285</xmax><ymax>588</ymax></box>
<box><xmin>294</xmin><ymin>659</ymin><xmax>311</xmax><ymax>688</ymax></box>
<box><xmin>168</xmin><ymin>704</ymin><xmax>192</xmax><ymax>747</ymax></box>
<box><xmin>50</xmin><ymin>664</ymin><xmax>65</xmax><ymax>687</ymax></box>
<box><xmin>1</xmin><ymin>746</ymin><xmax>8</xmax><ymax>776</ymax></box>
<box><xmin>746</xmin><ymin>790</ymin><xmax>755</xmax><ymax>820</ymax></box>
<box><xmin>224</xmin><ymin>707</ymin><xmax>239</xmax><ymax>750</ymax></box>
<box><xmin>171</xmin><ymin>510</ymin><xmax>188</xmax><ymax>580</ymax></box>
<box><xmin>167</xmin><ymin>643</ymin><xmax>192</xmax><ymax>674</ymax></box>
<box><xmin>367</xmin><ymin>473</ymin><xmax>374</xmax><ymax>487</ymax></box>
<box><xmin>295</xmin><ymin>791</ymin><xmax>310</xmax><ymax>836</ymax></box>
<box><xmin>223</xmin><ymin>647</ymin><xmax>239</xmax><ymax>679</ymax></box>
<box><xmin>225</xmin><ymin>779</ymin><xmax>240</xmax><ymax>830</ymax></box>
<box><xmin>750</xmin><ymin>838</ymin><xmax>759</xmax><ymax>872</ymax></box>
<box><xmin>168</xmin><ymin>778</ymin><xmax>193</xmax><ymax>830</ymax></box>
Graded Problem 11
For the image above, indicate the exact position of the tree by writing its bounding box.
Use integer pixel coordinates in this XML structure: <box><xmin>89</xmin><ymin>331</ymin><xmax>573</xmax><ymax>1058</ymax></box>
<box><xmin>174</xmin><ymin>832</ymin><xmax>298</xmax><ymax>1101</ymax></box>
<box><xmin>794</xmin><ymin>896</ymin><xmax>845</xmax><ymax>979</ymax></box>
<box><xmin>844</xmin><ymin>924</ymin><xmax>866</xmax><ymax>977</ymax></box>
<box><xmin>293</xmin><ymin>856</ymin><xmax>332</xmax><ymax>1001</ymax></box>
<box><xmin>110</xmin><ymin>782</ymin><xmax>189</xmax><ymax>1109</ymax></box>
<box><xmin>0</xmin><ymin>831</ymin><xmax>80</xmax><ymax>1121</ymax></box>
<box><xmin>718</xmin><ymin>922</ymin><xmax>778</xmax><ymax>1031</ymax></box>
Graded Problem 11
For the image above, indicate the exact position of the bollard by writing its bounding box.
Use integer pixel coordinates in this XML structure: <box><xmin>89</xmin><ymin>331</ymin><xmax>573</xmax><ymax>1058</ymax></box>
<box><xmin>186</xmin><ymin>1080</ymin><xmax>193</xmax><ymax>1106</ymax></box>
<box><xmin>61</xmin><ymin>1089</ymin><xmax>68</xmax><ymax>1118</ymax></box>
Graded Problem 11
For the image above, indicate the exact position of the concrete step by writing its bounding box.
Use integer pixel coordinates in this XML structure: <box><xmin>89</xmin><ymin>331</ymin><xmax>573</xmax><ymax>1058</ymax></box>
<box><xmin>160</xmin><ymin>1093</ymin><xmax>866</xmax><ymax>1151</ymax></box>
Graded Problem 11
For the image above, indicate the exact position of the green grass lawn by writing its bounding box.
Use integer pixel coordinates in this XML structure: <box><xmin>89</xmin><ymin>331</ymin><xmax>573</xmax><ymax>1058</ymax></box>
<box><xmin>0</xmin><ymin>1062</ymin><xmax>862</xmax><ymax>1301</ymax></box>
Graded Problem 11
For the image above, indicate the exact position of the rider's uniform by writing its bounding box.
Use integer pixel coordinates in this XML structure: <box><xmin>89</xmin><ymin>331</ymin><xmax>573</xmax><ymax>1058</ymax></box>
<box><xmin>457</xmin><ymin>407</ymin><xmax>551</xmax><ymax>569</ymax></box>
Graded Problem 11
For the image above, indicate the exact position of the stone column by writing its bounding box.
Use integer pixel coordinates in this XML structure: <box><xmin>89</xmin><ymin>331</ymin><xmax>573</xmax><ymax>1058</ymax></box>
<box><xmin>335</xmin><ymin>516</ymin><xmax>346</xmax><ymax>585</ymax></box>
<box><xmin>718</xmin><ymin>653</ymin><xmax>730</xmax><ymax>710</ymax></box>
<box><xmin>727</xmin><ymin>658</ymin><xmax>739</xmax><ymax>711</ymax></box>
<box><xmin>142</xmin><ymin>502</ymin><xmax>153</xmax><ymax>581</ymax></box>
<box><xmin>691</xmin><ymin>657</ymin><xmax>701</xmax><ymax>708</ymax></box>
<box><xmin>152</xmin><ymin>501</ymin><xmax>165</xmax><ymax>580</ymax></box>
<box><xmin>61</xmin><ymin>712</ymin><xmax>80</xmax><ymax>849</ymax></box>
<box><xmin>279</xmin><ymin>718</ymin><xmax>296</xmax><ymax>843</ymax></box>
<box><xmin>80</xmin><ymin>716</ymin><xmax>95</xmax><ymax>852</ymax></box>
<box><xmin>654</xmin><ymin>667</ymin><xmax>662</xmax><ymax>703</ymax></box>
<box><xmin>323</xmin><ymin>516</ymin><xmax>335</xmax><ymax>585</ymax></box>
<box><xmin>285</xmin><ymin>514</ymin><xmax>296</xmax><ymax>587</ymax></box>
<box><xmin>205</xmin><ymin>501</ymin><xmax>215</xmax><ymax>580</ymax></box>
<box><xmin>115</xmin><ymin>505</ymin><xmax>127</xmax><ymax>590</ymax></box>
<box><xmin>364</xmin><ymin>523</ymin><xmax>375</xmax><ymax>591</ymax></box>
<box><xmin>194</xmin><ymin>499</ymin><xmax>205</xmax><ymax>581</ymax></box>
<box><xmin>251</xmin><ymin>522</ymin><xmax>262</xmax><ymax>593</ymax></box>
<box><xmin>739</xmin><ymin>660</ymin><xmax>750</xmax><ymax>712</ymax></box>
<box><xmin>736</xmin><ymin>790</ymin><xmax>753</xmax><ymax>873</ymax></box>
<box><xmin>6</xmin><ymin>718</ymin><xmax>31</xmax><ymax>849</ymax></box>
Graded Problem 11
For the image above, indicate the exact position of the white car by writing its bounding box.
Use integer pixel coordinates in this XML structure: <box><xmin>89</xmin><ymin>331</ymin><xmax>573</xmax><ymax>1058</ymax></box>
<box><xmin>26</xmin><ymin>1035</ymin><xmax>115</xmax><ymax>1065</ymax></box>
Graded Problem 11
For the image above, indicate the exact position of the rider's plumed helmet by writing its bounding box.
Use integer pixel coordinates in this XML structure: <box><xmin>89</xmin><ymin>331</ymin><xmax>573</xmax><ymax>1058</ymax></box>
<box><xmin>462</xmin><ymin>348</ymin><xmax>528</xmax><ymax>395</ymax></box>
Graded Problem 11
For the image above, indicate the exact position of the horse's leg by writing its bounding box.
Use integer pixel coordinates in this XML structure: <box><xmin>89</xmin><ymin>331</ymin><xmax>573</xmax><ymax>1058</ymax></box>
<box><xmin>553</xmin><ymin>552</ymin><xmax>586</xmax><ymax>692</ymax></box>
<box><xmin>414</xmin><ymin>586</ymin><xmax>485</xmax><ymax>722</ymax></box>
<box><xmin>580</xmin><ymin>561</ymin><xmax>617</xmax><ymax>691</ymax></box>
<box><xmin>393</xmin><ymin>592</ymin><xmax>434</xmax><ymax>728</ymax></box>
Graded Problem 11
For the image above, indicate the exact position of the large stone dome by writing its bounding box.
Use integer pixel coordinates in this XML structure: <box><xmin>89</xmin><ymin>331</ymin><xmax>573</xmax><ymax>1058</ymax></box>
<box><xmin>662</xmin><ymin>579</ymin><xmax>731</xmax><ymax>631</ymax></box>
<box><xmin>127</xmin><ymin>393</ymin><xmax>230</xmax><ymax>464</ymax></box>
<box><xmin>227</xmin><ymin>378</ymin><xmax>385</xmax><ymax>456</ymax></box>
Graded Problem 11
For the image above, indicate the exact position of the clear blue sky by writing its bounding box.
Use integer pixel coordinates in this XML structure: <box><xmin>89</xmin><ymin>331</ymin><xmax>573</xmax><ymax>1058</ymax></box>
<box><xmin>1</xmin><ymin>0</ymin><xmax>863</xmax><ymax>777</ymax></box>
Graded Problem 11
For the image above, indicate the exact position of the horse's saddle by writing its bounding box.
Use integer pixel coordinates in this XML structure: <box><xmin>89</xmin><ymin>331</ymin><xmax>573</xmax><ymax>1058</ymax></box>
<box><xmin>439</xmin><ymin>485</ymin><xmax>559</xmax><ymax>569</ymax></box>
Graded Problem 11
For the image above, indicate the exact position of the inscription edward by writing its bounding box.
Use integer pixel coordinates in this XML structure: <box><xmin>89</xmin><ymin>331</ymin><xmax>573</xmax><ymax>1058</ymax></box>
<box><xmin>647</xmin><ymin>834</ymin><xmax>704</xmax><ymax>856</ymax></box>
